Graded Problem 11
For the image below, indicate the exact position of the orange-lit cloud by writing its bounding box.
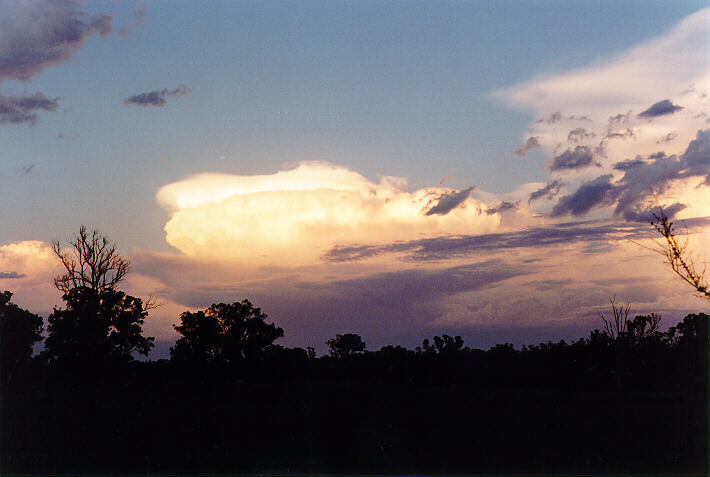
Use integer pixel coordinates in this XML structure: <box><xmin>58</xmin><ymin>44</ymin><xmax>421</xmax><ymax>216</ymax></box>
<box><xmin>0</xmin><ymin>241</ymin><xmax>61</xmax><ymax>313</ymax></box>
<box><xmin>157</xmin><ymin>161</ymin><xmax>500</xmax><ymax>265</ymax></box>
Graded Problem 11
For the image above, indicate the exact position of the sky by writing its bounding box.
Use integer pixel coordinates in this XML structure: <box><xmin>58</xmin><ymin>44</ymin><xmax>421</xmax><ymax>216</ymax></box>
<box><xmin>1</xmin><ymin>0</ymin><xmax>709</xmax><ymax>356</ymax></box>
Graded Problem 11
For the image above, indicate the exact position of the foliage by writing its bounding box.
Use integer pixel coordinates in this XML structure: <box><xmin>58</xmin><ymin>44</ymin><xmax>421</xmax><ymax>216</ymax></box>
<box><xmin>171</xmin><ymin>299</ymin><xmax>284</xmax><ymax>363</ymax></box>
<box><xmin>44</xmin><ymin>287</ymin><xmax>154</xmax><ymax>364</ymax></box>
<box><xmin>0</xmin><ymin>291</ymin><xmax>42</xmax><ymax>371</ymax></box>
<box><xmin>326</xmin><ymin>333</ymin><xmax>366</xmax><ymax>358</ymax></box>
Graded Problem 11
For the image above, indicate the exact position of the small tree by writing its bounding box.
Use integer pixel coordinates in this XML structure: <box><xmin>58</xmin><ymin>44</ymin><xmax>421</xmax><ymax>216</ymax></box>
<box><xmin>0</xmin><ymin>291</ymin><xmax>42</xmax><ymax>379</ymax></box>
<box><xmin>171</xmin><ymin>300</ymin><xmax>284</xmax><ymax>363</ymax></box>
<box><xmin>326</xmin><ymin>333</ymin><xmax>366</xmax><ymax>358</ymax></box>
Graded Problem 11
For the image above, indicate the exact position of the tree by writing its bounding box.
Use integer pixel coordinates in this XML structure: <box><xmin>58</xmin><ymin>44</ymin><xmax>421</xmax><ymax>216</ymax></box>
<box><xmin>650</xmin><ymin>212</ymin><xmax>709</xmax><ymax>300</ymax></box>
<box><xmin>0</xmin><ymin>291</ymin><xmax>42</xmax><ymax>377</ymax></box>
<box><xmin>45</xmin><ymin>227</ymin><xmax>154</xmax><ymax>365</ymax></box>
<box><xmin>44</xmin><ymin>287</ymin><xmax>154</xmax><ymax>364</ymax></box>
<box><xmin>52</xmin><ymin>225</ymin><xmax>130</xmax><ymax>294</ymax></box>
<box><xmin>171</xmin><ymin>299</ymin><xmax>284</xmax><ymax>363</ymax></box>
<box><xmin>326</xmin><ymin>333</ymin><xmax>366</xmax><ymax>358</ymax></box>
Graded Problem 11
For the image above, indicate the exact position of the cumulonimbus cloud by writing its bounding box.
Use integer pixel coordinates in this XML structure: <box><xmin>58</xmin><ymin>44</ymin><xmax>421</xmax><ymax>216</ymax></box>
<box><xmin>157</xmin><ymin>161</ymin><xmax>500</xmax><ymax>265</ymax></box>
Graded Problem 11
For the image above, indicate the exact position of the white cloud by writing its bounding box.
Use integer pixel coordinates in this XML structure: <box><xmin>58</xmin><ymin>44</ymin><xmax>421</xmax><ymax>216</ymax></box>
<box><xmin>157</xmin><ymin>161</ymin><xmax>500</xmax><ymax>265</ymax></box>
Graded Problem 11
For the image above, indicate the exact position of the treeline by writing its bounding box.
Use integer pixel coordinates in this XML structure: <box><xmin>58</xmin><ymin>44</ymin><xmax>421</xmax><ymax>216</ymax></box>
<box><xmin>0</xmin><ymin>227</ymin><xmax>707</xmax><ymax>474</ymax></box>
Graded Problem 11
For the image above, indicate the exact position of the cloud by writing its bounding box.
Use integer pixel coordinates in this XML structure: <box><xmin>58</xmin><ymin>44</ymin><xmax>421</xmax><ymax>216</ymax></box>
<box><xmin>0</xmin><ymin>271</ymin><xmax>25</xmax><ymax>279</ymax></box>
<box><xmin>0</xmin><ymin>240</ymin><xmax>61</xmax><ymax>314</ymax></box>
<box><xmin>0</xmin><ymin>0</ymin><xmax>112</xmax><ymax>82</ymax></box>
<box><xmin>157</xmin><ymin>162</ymin><xmax>499</xmax><ymax>265</ymax></box>
<box><xmin>322</xmin><ymin>218</ymin><xmax>683</xmax><ymax>263</ymax></box>
<box><xmin>424</xmin><ymin>186</ymin><xmax>476</xmax><ymax>216</ymax></box>
<box><xmin>514</xmin><ymin>136</ymin><xmax>541</xmax><ymax>156</ymax></box>
<box><xmin>551</xmin><ymin>175</ymin><xmax>616</xmax><ymax>217</ymax></box>
<box><xmin>613</xmin><ymin>157</ymin><xmax>645</xmax><ymax>171</ymax></box>
<box><xmin>657</xmin><ymin>132</ymin><xmax>678</xmax><ymax>143</ymax></box>
<box><xmin>528</xmin><ymin>180</ymin><xmax>562</xmax><ymax>203</ymax></box>
<box><xmin>568</xmin><ymin>128</ymin><xmax>595</xmax><ymax>143</ymax></box>
<box><xmin>0</xmin><ymin>93</ymin><xmax>59</xmax><ymax>125</ymax></box>
<box><xmin>124</xmin><ymin>85</ymin><xmax>191</xmax><ymax>106</ymax></box>
<box><xmin>639</xmin><ymin>99</ymin><xmax>683</xmax><ymax>118</ymax></box>
<box><xmin>550</xmin><ymin>145</ymin><xmax>596</xmax><ymax>171</ymax></box>
<box><xmin>485</xmin><ymin>201</ymin><xmax>517</xmax><ymax>215</ymax></box>
<box><xmin>118</xmin><ymin>3</ymin><xmax>147</xmax><ymax>38</ymax></box>
<box><xmin>20</xmin><ymin>164</ymin><xmax>35</xmax><ymax>175</ymax></box>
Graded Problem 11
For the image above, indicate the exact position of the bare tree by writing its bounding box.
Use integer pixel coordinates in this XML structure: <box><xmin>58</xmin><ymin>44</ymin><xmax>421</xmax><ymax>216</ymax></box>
<box><xmin>52</xmin><ymin>226</ymin><xmax>130</xmax><ymax>294</ymax></box>
<box><xmin>650</xmin><ymin>212</ymin><xmax>709</xmax><ymax>301</ymax></box>
<box><xmin>600</xmin><ymin>296</ymin><xmax>631</xmax><ymax>340</ymax></box>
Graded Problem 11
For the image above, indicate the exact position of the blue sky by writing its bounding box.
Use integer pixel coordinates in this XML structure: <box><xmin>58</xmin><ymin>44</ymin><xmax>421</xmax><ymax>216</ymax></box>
<box><xmin>1</xmin><ymin>1</ymin><xmax>708</xmax><ymax>354</ymax></box>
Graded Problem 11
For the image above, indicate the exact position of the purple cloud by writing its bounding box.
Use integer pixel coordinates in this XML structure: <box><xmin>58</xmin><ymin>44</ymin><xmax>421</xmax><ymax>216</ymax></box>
<box><xmin>0</xmin><ymin>0</ymin><xmax>112</xmax><ymax>82</ymax></box>
<box><xmin>551</xmin><ymin>175</ymin><xmax>616</xmax><ymax>216</ymax></box>
<box><xmin>528</xmin><ymin>180</ymin><xmax>562</xmax><ymax>203</ymax></box>
<box><xmin>514</xmin><ymin>136</ymin><xmax>541</xmax><ymax>156</ymax></box>
<box><xmin>124</xmin><ymin>85</ymin><xmax>192</xmax><ymax>107</ymax></box>
<box><xmin>0</xmin><ymin>93</ymin><xmax>59</xmax><ymax>125</ymax></box>
<box><xmin>639</xmin><ymin>99</ymin><xmax>683</xmax><ymax>118</ymax></box>
<box><xmin>424</xmin><ymin>186</ymin><xmax>475</xmax><ymax>216</ymax></box>
<box><xmin>550</xmin><ymin>145</ymin><xmax>596</xmax><ymax>171</ymax></box>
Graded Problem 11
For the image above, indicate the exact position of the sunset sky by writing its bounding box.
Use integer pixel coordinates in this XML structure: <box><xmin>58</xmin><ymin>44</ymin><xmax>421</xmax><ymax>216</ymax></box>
<box><xmin>1</xmin><ymin>0</ymin><xmax>709</xmax><ymax>356</ymax></box>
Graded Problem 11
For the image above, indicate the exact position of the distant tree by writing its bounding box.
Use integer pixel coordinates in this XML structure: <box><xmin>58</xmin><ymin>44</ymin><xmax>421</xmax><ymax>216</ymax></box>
<box><xmin>650</xmin><ymin>212</ymin><xmax>709</xmax><ymax>301</ymax></box>
<box><xmin>326</xmin><ymin>333</ymin><xmax>366</xmax><ymax>358</ymax></box>
<box><xmin>417</xmin><ymin>334</ymin><xmax>465</xmax><ymax>355</ymax></box>
<box><xmin>45</xmin><ymin>227</ymin><xmax>154</xmax><ymax>365</ymax></box>
<box><xmin>599</xmin><ymin>297</ymin><xmax>662</xmax><ymax>346</ymax></box>
<box><xmin>171</xmin><ymin>300</ymin><xmax>284</xmax><ymax>363</ymax></box>
<box><xmin>44</xmin><ymin>287</ymin><xmax>154</xmax><ymax>364</ymax></box>
<box><xmin>0</xmin><ymin>291</ymin><xmax>43</xmax><ymax>378</ymax></box>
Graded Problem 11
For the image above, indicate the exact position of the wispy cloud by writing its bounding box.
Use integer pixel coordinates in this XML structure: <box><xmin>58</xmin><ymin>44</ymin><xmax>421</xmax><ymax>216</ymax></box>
<box><xmin>514</xmin><ymin>136</ymin><xmax>541</xmax><ymax>156</ymax></box>
<box><xmin>125</xmin><ymin>85</ymin><xmax>192</xmax><ymax>107</ymax></box>
<box><xmin>528</xmin><ymin>180</ymin><xmax>562</xmax><ymax>204</ymax></box>
<box><xmin>0</xmin><ymin>93</ymin><xmax>59</xmax><ymax>125</ymax></box>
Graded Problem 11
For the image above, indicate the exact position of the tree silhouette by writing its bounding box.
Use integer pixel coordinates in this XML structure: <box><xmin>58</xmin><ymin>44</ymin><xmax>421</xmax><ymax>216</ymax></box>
<box><xmin>326</xmin><ymin>333</ymin><xmax>366</xmax><ymax>358</ymax></box>
<box><xmin>52</xmin><ymin>225</ymin><xmax>131</xmax><ymax>294</ymax></box>
<box><xmin>171</xmin><ymin>300</ymin><xmax>284</xmax><ymax>363</ymax></box>
<box><xmin>650</xmin><ymin>212</ymin><xmax>709</xmax><ymax>300</ymax></box>
<box><xmin>44</xmin><ymin>287</ymin><xmax>154</xmax><ymax>364</ymax></box>
<box><xmin>45</xmin><ymin>227</ymin><xmax>154</xmax><ymax>365</ymax></box>
<box><xmin>0</xmin><ymin>290</ymin><xmax>42</xmax><ymax>379</ymax></box>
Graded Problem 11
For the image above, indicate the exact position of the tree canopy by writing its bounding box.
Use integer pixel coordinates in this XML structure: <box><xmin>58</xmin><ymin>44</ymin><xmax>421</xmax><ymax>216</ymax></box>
<box><xmin>171</xmin><ymin>299</ymin><xmax>284</xmax><ymax>363</ymax></box>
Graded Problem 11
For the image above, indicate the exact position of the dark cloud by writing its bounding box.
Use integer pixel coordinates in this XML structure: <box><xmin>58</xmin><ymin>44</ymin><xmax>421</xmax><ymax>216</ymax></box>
<box><xmin>0</xmin><ymin>0</ymin><xmax>112</xmax><ymax>82</ymax></box>
<box><xmin>528</xmin><ymin>180</ymin><xmax>562</xmax><ymax>204</ymax></box>
<box><xmin>485</xmin><ymin>201</ymin><xmax>516</xmax><ymax>215</ymax></box>
<box><xmin>0</xmin><ymin>93</ymin><xmax>59</xmax><ymax>125</ymax></box>
<box><xmin>604</xmin><ymin>127</ymin><xmax>636</xmax><ymax>140</ymax></box>
<box><xmin>124</xmin><ymin>85</ymin><xmax>192</xmax><ymax>106</ymax></box>
<box><xmin>424</xmin><ymin>186</ymin><xmax>475</xmax><ymax>216</ymax></box>
<box><xmin>567</xmin><ymin>128</ymin><xmax>595</xmax><ymax>143</ymax></box>
<box><xmin>656</xmin><ymin>132</ymin><xmax>677</xmax><ymax>144</ymax></box>
<box><xmin>608</xmin><ymin>111</ymin><xmax>632</xmax><ymax>124</ymax></box>
<box><xmin>0</xmin><ymin>271</ymin><xmax>26</xmax><ymax>279</ymax></box>
<box><xmin>551</xmin><ymin>130</ymin><xmax>710</xmax><ymax>219</ymax></box>
<box><xmin>621</xmin><ymin>202</ymin><xmax>687</xmax><ymax>223</ymax></box>
<box><xmin>550</xmin><ymin>145</ymin><xmax>596</xmax><ymax>171</ymax></box>
<box><xmin>568</xmin><ymin>115</ymin><xmax>592</xmax><ymax>122</ymax></box>
<box><xmin>514</xmin><ymin>136</ymin><xmax>541</xmax><ymax>156</ymax></box>
<box><xmin>613</xmin><ymin>157</ymin><xmax>645</xmax><ymax>171</ymax></box>
<box><xmin>638</xmin><ymin>99</ymin><xmax>683</xmax><ymax>118</ymax></box>
<box><xmin>551</xmin><ymin>175</ymin><xmax>616</xmax><ymax>217</ymax></box>
<box><xmin>323</xmin><ymin>217</ymin><xmax>710</xmax><ymax>263</ymax></box>
<box><xmin>535</xmin><ymin>112</ymin><xmax>562</xmax><ymax>124</ymax></box>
